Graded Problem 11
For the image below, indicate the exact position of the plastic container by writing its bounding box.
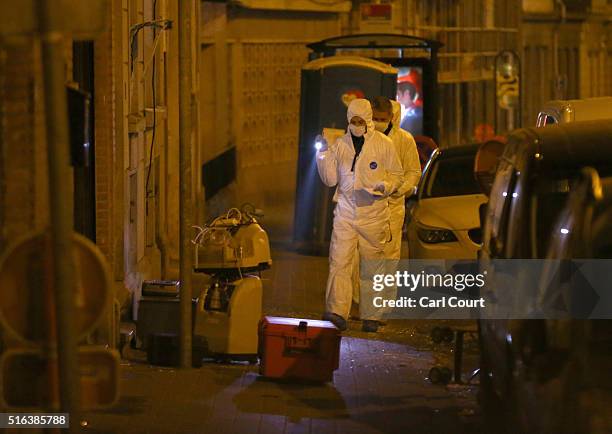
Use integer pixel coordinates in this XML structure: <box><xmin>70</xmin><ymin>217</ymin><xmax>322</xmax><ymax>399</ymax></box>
<box><xmin>258</xmin><ymin>316</ymin><xmax>341</xmax><ymax>382</ymax></box>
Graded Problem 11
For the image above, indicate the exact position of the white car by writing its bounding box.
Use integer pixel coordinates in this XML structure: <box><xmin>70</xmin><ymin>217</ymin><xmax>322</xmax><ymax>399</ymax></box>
<box><xmin>406</xmin><ymin>145</ymin><xmax>487</xmax><ymax>259</ymax></box>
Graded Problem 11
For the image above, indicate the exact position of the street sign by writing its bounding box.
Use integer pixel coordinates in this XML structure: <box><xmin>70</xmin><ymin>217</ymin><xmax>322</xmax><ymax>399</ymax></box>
<box><xmin>495</xmin><ymin>50</ymin><xmax>520</xmax><ymax>110</ymax></box>
<box><xmin>0</xmin><ymin>231</ymin><xmax>112</xmax><ymax>345</ymax></box>
<box><xmin>360</xmin><ymin>3</ymin><xmax>393</xmax><ymax>23</ymax></box>
<box><xmin>496</xmin><ymin>71</ymin><xmax>519</xmax><ymax>109</ymax></box>
<box><xmin>0</xmin><ymin>347</ymin><xmax>120</xmax><ymax>410</ymax></box>
<box><xmin>0</xmin><ymin>0</ymin><xmax>108</xmax><ymax>39</ymax></box>
<box><xmin>359</xmin><ymin>2</ymin><xmax>393</xmax><ymax>33</ymax></box>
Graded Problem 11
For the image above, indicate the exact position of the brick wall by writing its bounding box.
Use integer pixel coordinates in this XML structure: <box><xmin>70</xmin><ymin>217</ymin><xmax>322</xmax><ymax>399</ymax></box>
<box><xmin>0</xmin><ymin>41</ymin><xmax>37</xmax><ymax>250</ymax></box>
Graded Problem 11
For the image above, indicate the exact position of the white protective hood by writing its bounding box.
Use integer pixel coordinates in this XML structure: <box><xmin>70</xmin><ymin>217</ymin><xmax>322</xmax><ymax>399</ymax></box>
<box><xmin>347</xmin><ymin>98</ymin><xmax>375</xmax><ymax>139</ymax></box>
<box><xmin>391</xmin><ymin>100</ymin><xmax>402</xmax><ymax>131</ymax></box>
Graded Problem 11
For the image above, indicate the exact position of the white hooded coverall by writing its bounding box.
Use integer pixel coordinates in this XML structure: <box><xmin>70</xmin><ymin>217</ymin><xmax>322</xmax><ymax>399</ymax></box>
<box><xmin>386</xmin><ymin>100</ymin><xmax>421</xmax><ymax>259</ymax></box>
<box><xmin>351</xmin><ymin>100</ymin><xmax>422</xmax><ymax>307</ymax></box>
<box><xmin>316</xmin><ymin>99</ymin><xmax>404</xmax><ymax>320</ymax></box>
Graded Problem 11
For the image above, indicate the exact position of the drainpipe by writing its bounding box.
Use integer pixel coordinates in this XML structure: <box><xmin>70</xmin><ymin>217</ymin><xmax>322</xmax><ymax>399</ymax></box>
<box><xmin>179</xmin><ymin>0</ymin><xmax>193</xmax><ymax>368</ymax></box>
<box><xmin>155</xmin><ymin>175</ymin><xmax>168</xmax><ymax>279</ymax></box>
<box><xmin>156</xmin><ymin>230</ymin><xmax>168</xmax><ymax>279</ymax></box>
<box><xmin>36</xmin><ymin>0</ymin><xmax>81</xmax><ymax>423</ymax></box>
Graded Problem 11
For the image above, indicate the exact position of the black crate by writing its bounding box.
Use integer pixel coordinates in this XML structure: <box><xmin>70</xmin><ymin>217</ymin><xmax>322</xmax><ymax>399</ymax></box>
<box><xmin>146</xmin><ymin>333</ymin><xmax>179</xmax><ymax>367</ymax></box>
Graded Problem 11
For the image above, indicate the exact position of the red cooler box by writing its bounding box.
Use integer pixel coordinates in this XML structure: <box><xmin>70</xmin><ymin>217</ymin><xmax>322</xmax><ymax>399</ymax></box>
<box><xmin>258</xmin><ymin>316</ymin><xmax>341</xmax><ymax>382</ymax></box>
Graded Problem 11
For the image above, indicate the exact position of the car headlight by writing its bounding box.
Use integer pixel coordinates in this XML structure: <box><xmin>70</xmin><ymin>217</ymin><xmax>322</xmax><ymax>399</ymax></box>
<box><xmin>417</xmin><ymin>226</ymin><xmax>458</xmax><ymax>244</ymax></box>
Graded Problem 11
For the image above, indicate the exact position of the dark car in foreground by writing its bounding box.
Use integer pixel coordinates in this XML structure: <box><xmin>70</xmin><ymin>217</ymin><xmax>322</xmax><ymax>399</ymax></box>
<box><xmin>475</xmin><ymin>120</ymin><xmax>612</xmax><ymax>434</ymax></box>
<box><xmin>509</xmin><ymin>169</ymin><xmax>612</xmax><ymax>434</ymax></box>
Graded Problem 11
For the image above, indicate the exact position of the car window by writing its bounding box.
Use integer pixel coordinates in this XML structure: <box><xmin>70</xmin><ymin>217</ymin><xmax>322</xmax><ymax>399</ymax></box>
<box><xmin>545</xmin><ymin>176</ymin><xmax>595</xmax><ymax>259</ymax></box>
<box><xmin>423</xmin><ymin>154</ymin><xmax>481</xmax><ymax>198</ymax></box>
<box><xmin>531</xmin><ymin>186</ymin><xmax>570</xmax><ymax>257</ymax></box>
<box><xmin>531</xmin><ymin>167</ymin><xmax>612</xmax><ymax>257</ymax></box>
<box><xmin>546</xmin><ymin>199</ymin><xmax>576</xmax><ymax>259</ymax></box>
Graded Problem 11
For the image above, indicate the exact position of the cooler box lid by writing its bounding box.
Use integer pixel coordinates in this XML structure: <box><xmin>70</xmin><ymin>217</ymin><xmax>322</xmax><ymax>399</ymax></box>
<box><xmin>261</xmin><ymin>316</ymin><xmax>338</xmax><ymax>338</ymax></box>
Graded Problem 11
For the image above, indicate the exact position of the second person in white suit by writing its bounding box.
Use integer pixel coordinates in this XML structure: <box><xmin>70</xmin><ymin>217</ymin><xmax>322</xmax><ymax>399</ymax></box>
<box><xmin>378</xmin><ymin>98</ymin><xmax>421</xmax><ymax>260</ymax></box>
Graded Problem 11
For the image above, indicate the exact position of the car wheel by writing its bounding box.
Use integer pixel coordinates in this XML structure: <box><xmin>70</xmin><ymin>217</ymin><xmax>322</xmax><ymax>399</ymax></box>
<box><xmin>478</xmin><ymin>321</ymin><xmax>517</xmax><ymax>434</ymax></box>
<box><xmin>479</xmin><ymin>350</ymin><xmax>512</xmax><ymax>433</ymax></box>
<box><xmin>516</xmin><ymin>320</ymin><xmax>591</xmax><ymax>434</ymax></box>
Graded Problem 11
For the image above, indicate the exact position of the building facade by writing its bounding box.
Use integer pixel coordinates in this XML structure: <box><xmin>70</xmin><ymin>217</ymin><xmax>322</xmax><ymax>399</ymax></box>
<box><xmin>0</xmin><ymin>0</ymin><xmax>200</xmax><ymax>333</ymax></box>
<box><xmin>521</xmin><ymin>0</ymin><xmax>612</xmax><ymax>124</ymax></box>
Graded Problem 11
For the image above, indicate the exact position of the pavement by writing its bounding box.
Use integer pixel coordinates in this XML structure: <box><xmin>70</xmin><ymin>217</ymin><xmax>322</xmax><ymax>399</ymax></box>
<box><xmin>82</xmin><ymin>246</ymin><xmax>483</xmax><ymax>434</ymax></box>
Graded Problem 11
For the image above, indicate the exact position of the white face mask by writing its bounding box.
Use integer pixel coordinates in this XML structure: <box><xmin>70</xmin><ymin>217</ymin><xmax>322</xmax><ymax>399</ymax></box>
<box><xmin>374</xmin><ymin>121</ymin><xmax>390</xmax><ymax>133</ymax></box>
<box><xmin>349</xmin><ymin>124</ymin><xmax>366</xmax><ymax>137</ymax></box>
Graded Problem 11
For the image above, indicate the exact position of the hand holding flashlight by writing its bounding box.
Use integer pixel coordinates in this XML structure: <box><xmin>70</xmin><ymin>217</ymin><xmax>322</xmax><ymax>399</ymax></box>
<box><xmin>314</xmin><ymin>135</ymin><xmax>328</xmax><ymax>152</ymax></box>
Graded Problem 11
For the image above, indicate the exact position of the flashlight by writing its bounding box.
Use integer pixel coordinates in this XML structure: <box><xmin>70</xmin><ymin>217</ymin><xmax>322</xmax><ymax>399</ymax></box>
<box><xmin>314</xmin><ymin>134</ymin><xmax>326</xmax><ymax>152</ymax></box>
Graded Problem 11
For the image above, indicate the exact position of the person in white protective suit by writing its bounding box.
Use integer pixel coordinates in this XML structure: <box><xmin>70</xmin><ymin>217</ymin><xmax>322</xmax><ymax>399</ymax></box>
<box><xmin>375</xmin><ymin>97</ymin><xmax>421</xmax><ymax>259</ymax></box>
<box><xmin>316</xmin><ymin>98</ymin><xmax>404</xmax><ymax>332</ymax></box>
<box><xmin>351</xmin><ymin>97</ymin><xmax>421</xmax><ymax>309</ymax></box>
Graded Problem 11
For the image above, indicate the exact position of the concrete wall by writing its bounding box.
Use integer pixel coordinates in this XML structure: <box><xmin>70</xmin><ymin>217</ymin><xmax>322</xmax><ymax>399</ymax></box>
<box><xmin>521</xmin><ymin>4</ymin><xmax>612</xmax><ymax>125</ymax></box>
<box><xmin>199</xmin><ymin>3</ymin><xmax>341</xmax><ymax>241</ymax></box>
